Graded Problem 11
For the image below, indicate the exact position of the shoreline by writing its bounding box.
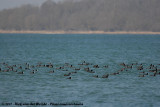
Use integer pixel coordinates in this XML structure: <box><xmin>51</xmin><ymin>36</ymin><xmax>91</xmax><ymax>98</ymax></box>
<box><xmin>0</xmin><ymin>30</ymin><xmax>160</xmax><ymax>35</ymax></box>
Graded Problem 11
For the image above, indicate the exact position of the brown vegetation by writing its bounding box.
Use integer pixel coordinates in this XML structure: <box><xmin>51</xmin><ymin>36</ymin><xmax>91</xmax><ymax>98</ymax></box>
<box><xmin>0</xmin><ymin>0</ymin><xmax>160</xmax><ymax>32</ymax></box>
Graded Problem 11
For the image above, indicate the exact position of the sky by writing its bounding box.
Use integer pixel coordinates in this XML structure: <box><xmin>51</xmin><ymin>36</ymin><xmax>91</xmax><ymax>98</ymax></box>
<box><xmin>0</xmin><ymin>0</ymin><xmax>61</xmax><ymax>10</ymax></box>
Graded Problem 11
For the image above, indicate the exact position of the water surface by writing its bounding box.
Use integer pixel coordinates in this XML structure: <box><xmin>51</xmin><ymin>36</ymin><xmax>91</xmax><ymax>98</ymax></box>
<box><xmin>0</xmin><ymin>34</ymin><xmax>160</xmax><ymax>107</ymax></box>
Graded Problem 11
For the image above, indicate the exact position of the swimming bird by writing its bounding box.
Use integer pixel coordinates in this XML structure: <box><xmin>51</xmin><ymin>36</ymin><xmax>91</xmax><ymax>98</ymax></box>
<box><xmin>139</xmin><ymin>71</ymin><xmax>145</xmax><ymax>73</ymax></box>
<box><xmin>137</xmin><ymin>66</ymin><xmax>143</xmax><ymax>70</ymax></box>
<box><xmin>46</xmin><ymin>65</ymin><xmax>50</xmax><ymax>67</ymax></box>
<box><xmin>65</xmin><ymin>63</ymin><xmax>69</xmax><ymax>65</ymax></box>
<box><xmin>118</xmin><ymin>68</ymin><xmax>125</xmax><ymax>72</ymax></box>
<box><xmin>30</xmin><ymin>71</ymin><xmax>35</xmax><ymax>74</ymax></box>
<box><xmin>103</xmin><ymin>65</ymin><xmax>108</xmax><ymax>68</ymax></box>
<box><xmin>49</xmin><ymin>70</ymin><xmax>54</xmax><ymax>73</ymax></box>
<box><xmin>64</xmin><ymin>73</ymin><xmax>71</xmax><ymax>76</ymax></box>
<box><xmin>102</xmin><ymin>74</ymin><xmax>109</xmax><ymax>78</ymax></box>
<box><xmin>120</xmin><ymin>63</ymin><xmax>126</xmax><ymax>66</ymax></box>
<box><xmin>13</xmin><ymin>65</ymin><xmax>17</xmax><ymax>67</ymax></box>
<box><xmin>71</xmin><ymin>71</ymin><xmax>77</xmax><ymax>74</ymax></box>
<box><xmin>144</xmin><ymin>73</ymin><xmax>149</xmax><ymax>75</ymax></box>
<box><xmin>56</xmin><ymin>67</ymin><xmax>64</xmax><ymax>69</ymax></box>
<box><xmin>62</xmin><ymin>69</ymin><xmax>68</xmax><ymax>71</ymax></box>
<box><xmin>17</xmin><ymin>71</ymin><xmax>24</xmax><ymax>74</ymax></box>
<box><xmin>110</xmin><ymin>72</ymin><xmax>119</xmax><ymax>75</ymax></box>
<box><xmin>19</xmin><ymin>66</ymin><xmax>22</xmax><ymax>69</ymax></box>
<box><xmin>67</xmin><ymin>77</ymin><xmax>71</xmax><ymax>79</ymax></box>
<box><xmin>138</xmin><ymin>75</ymin><xmax>145</xmax><ymax>77</ymax></box>
<box><xmin>93</xmin><ymin>75</ymin><xmax>98</xmax><ymax>78</ymax></box>
<box><xmin>93</xmin><ymin>65</ymin><xmax>99</xmax><ymax>68</ymax></box>
<box><xmin>49</xmin><ymin>65</ymin><xmax>53</xmax><ymax>68</ymax></box>
<box><xmin>70</xmin><ymin>65</ymin><xmax>73</xmax><ymax>68</ymax></box>
<box><xmin>126</xmin><ymin>65</ymin><xmax>132</xmax><ymax>69</ymax></box>
<box><xmin>75</xmin><ymin>68</ymin><xmax>80</xmax><ymax>70</ymax></box>
<box><xmin>87</xmin><ymin>70</ymin><xmax>95</xmax><ymax>73</ymax></box>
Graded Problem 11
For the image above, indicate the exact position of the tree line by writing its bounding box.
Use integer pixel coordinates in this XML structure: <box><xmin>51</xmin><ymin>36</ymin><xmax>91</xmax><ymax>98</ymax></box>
<box><xmin>0</xmin><ymin>0</ymin><xmax>159</xmax><ymax>31</ymax></box>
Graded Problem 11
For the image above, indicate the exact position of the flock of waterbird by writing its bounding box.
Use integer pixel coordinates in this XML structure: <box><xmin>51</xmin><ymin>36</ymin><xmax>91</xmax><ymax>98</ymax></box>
<box><xmin>0</xmin><ymin>61</ymin><xmax>160</xmax><ymax>79</ymax></box>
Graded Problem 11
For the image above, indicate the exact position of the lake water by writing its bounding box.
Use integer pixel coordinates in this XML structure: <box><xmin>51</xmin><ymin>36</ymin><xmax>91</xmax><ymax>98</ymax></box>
<box><xmin>0</xmin><ymin>33</ymin><xmax>160</xmax><ymax>107</ymax></box>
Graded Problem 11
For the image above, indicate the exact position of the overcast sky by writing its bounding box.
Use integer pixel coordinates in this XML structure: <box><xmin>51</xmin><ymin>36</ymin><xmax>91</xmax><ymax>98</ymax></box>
<box><xmin>0</xmin><ymin>0</ymin><xmax>61</xmax><ymax>10</ymax></box>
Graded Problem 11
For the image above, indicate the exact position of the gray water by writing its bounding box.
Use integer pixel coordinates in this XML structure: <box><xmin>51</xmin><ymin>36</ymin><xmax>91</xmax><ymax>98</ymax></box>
<box><xmin>0</xmin><ymin>34</ymin><xmax>160</xmax><ymax>107</ymax></box>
